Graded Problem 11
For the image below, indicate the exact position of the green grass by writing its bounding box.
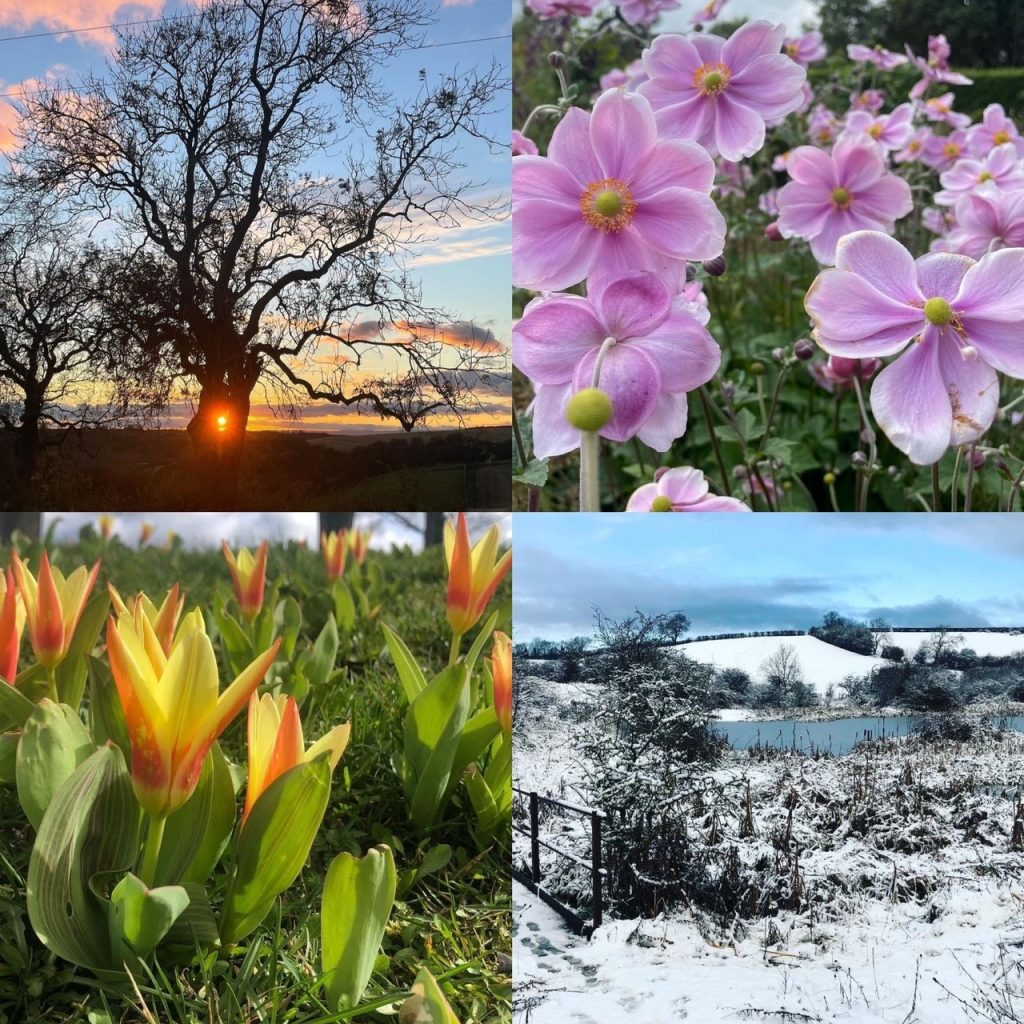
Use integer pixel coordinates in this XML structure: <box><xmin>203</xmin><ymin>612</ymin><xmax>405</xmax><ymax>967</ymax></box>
<box><xmin>0</xmin><ymin>528</ymin><xmax>512</xmax><ymax>1024</ymax></box>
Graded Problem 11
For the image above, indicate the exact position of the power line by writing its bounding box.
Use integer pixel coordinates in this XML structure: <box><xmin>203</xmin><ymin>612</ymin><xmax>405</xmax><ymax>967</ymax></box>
<box><xmin>0</xmin><ymin>11</ymin><xmax>203</xmax><ymax>43</ymax></box>
<box><xmin>0</xmin><ymin>31</ymin><xmax>510</xmax><ymax>99</ymax></box>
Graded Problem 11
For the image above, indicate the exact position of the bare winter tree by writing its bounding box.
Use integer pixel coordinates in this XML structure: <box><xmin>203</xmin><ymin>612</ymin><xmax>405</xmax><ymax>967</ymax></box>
<box><xmin>0</xmin><ymin>196</ymin><xmax>170</xmax><ymax>491</ymax></box>
<box><xmin>19</xmin><ymin>0</ymin><xmax>506</xmax><ymax>491</ymax></box>
<box><xmin>760</xmin><ymin>643</ymin><xmax>804</xmax><ymax>705</ymax></box>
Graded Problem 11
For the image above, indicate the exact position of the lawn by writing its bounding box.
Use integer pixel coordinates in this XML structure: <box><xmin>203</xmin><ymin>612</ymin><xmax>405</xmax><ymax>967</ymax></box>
<box><xmin>0</xmin><ymin>519</ymin><xmax>512</xmax><ymax>1024</ymax></box>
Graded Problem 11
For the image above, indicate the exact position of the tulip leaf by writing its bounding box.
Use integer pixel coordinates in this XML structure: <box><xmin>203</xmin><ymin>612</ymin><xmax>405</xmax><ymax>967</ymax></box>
<box><xmin>399</xmin><ymin>967</ymin><xmax>461</xmax><ymax>1024</ymax></box>
<box><xmin>404</xmin><ymin>665</ymin><xmax>470</xmax><ymax>829</ymax></box>
<box><xmin>55</xmin><ymin>589</ymin><xmax>111</xmax><ymax>710</ymax></box>
<box><xmin>27</xmin><ymin>744</ymin><xmax>141</xmax><ymax>970</ymax></box>
<box><xmin>382</xmin><ymin>623</ymin><xmax>427</xmax><ymax>703</ymax></box>
<box><xmin>304</xmin><ymin>616</ymin><xmax>339</xmax><ymax>686</ymax></box>
<box><xmin>0</xmin><ymin>730</ymin><xmax>18</xmax><ymax>784</ymax></box>
<box><xmin>17</xmin><ymin>700</ymin><xmax>96</xmax><ymax>829</ymax></box>
<box><xmin>163</xmin><ymin>882</ymin><xmax>220</xmax><ymax>957</ymax></box>
<box><xmin>88</xmin><ymin>655</ymin><xmax>131</xmax><ymax>759</ymax></box>
<box><xmin>182</xmin><ymin>743</ymin><xmax>237</xmax><ymax>884</ymax></box>
<box><xmin>463</xmin><ymin>766</ymin><xmax>502</xmax><ymax>848</ymax></box>
<box><xmin>0</xmin><ymin>680</ymin><xmax>38</xmax><ymax>729</ymax></box>
<box><xmin>333</xmin><ymin>580</ymin><xmax>356</xmax><ymax>633</ymax></box>
<box><xmin>321</xmin><ymin>845</ymin><xmax>397</xmax><ymax>1011</ymax></box>
<box><xmin>156</xmin><ymin>750</ymin><xmax>215</xmax><ymax>885</ymax></box>
<box><xmin>220</xmin><ymin>756</ymin><xmax>332</xmax><ymax>945</ymax></box>
<box><xmin>107</xmin><ymin>872</ymin><xmax>190</xmax><ymax>963</ymax></box>
<box><xmin>462</xmin><ymin>609</ymin><xmax>499</xmax><ymax>680</ymax></box>
<box><xmin>441</xmin><ymin>706</ymin><xmax>501</xmax><ymax>807</ymax></box>
<box><xmin>276</xmin><ymin>596</ymin><xmax>303</xmax><ymax>660</ymax></box>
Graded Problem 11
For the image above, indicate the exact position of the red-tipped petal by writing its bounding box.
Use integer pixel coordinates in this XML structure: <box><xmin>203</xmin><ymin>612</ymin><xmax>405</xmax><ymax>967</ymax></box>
<box><xmin>33</xmin><ymin>552</ymin><xmax>66</xmax><ymax>667</ymax></box>
<box><xmin>446</xmin><ymin>513</ymin><xmax>474</xmax><ymax>634</ymax></box>
<box><xmin>0</xmin><ymin>569</ymin><xmax>20</xmax><ymax>683</ymax></box>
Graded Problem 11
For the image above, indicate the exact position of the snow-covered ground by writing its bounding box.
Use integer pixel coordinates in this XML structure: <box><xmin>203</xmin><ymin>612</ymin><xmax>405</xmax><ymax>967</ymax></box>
<box><xmin>891</xmin><ymin>630</ymin><xmax>1024</xmax><ymax>659</ymax></box>
<box><xmin>677</xmin><ymin>634</ymin><xmax>886</xmax><ymax>693</ymax></box>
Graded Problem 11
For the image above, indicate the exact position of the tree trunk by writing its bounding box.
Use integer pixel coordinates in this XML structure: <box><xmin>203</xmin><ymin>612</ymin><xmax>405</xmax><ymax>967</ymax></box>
<box><xmin>186</xmin><ymin>372</ymin><xmax>253</xmax><ymax>509</ymax></box>
<box><xmin>320</xmin><ymin>513</ymin><xmax>355</xmax><ymax>537</ymax></box>
<box><xmin>0</xmin><ymin>512</ymin><xmax>40</xmax><ymax>540</ymax></box>
<box><xmin>11</xmin><ymin>395</ymin><xmax>43</xmax><ymax>505</ymax></box>
<box><xmin>424</xmin><ymin>512</ymin><xmax>445</xmax><ymax>548</ymax></box>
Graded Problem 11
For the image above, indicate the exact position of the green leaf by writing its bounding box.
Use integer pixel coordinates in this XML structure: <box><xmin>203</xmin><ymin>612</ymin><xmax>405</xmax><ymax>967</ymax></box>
<box><xmin>16</xmin><ymin>700</ymin><xmax>96</xmax><ymax>829</ymax></box>
<box><xmin>463</xmin><ymin>766</ymin><xmax>501</xmax><ymax>847</ymax></box>
<box><xmin>88</xmin><ymin>655</ymin><xmax>131</xmax><ymax>759</ymax></box>
<box><xmin>55</xmin><ymin>589</ymin><xmax>110</xmax><ymax>710</ymax></box>
<box><xmin>321</xmin><ymin>845</ymin><xmax>397</xmax><ymax>1011</ymax></box>
<box><xmin>182</xmin><ymin>743</ymin><xmax>237</xmax><ymax>884</ymax></box>
<box><xmin>0</xmin><ymin>731</ymin><xmax>18</xmax><ymax>784</ymax></box>
<box><xmin>277</xmin><ymin>597</ymin><xmax>303</xmax><ymax>660</ymax></box>
<box><xmin>0</xmin><ymin>680</ymin><xmax>38</xmax><ymax>729</ymax></box>
<box><xmin>156</xmin><ymin>750</ymin><xmax>216</xmax><ymax>885</ymax></box>
<box><xmin>513</xmin><ymin>458</ymin><xmax>548</xmax><ymax>488</ymax></box>
<box><xmin>441</xmin><ymin>707</ymin><xmax>501</xmax><ymax>806</ymax></box>
<box><xmin>333</xmin><ymin>580</ymin><xmax>357</xmax><ymax>633</ymax></box>
<box><xmin>27</xmin><ymin>744</ymin><xmax>141</xmax><ymax>970</ymax></box>
<box><xmin>220</xmin><ymin>757</ymin><xmax>332</xmax><ymax>945</ymax></box>
<box><xmin>305</xmin><ymin>616</ymin><xmax>339</xmax><ymax>686</ymax></box>
<box><xmin>162</xmin><ymin>882</ymin><xmax>220</xmax><ymax>956</ymax></box>
<box><xmin>382</xmin><ymin>623</ymin><xmax>428</xmax><ymax>703</ymax></box>
<box><xmin>107</xmin><ymin>872</ymin><xmax>189</xmax><ymax>962</ymax></box>
<box><xmin>462</xmin><ymin>609</ymin><xmax>499</xmax><ymax>679</ymax></box>
<box><xmin>400</xmin><ymin>967</ymin><xmax>461</xmax><ymax>1024</ymax></box>
<box><xmin>404</xmin><ymin>665</ymin><xmax>470</xmax><ymax>829</ymax></box>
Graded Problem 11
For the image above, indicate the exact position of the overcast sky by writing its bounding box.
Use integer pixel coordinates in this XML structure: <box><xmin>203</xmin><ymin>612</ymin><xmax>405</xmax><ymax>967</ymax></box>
<box><xmin>659</xmin><ymin>0</ymin><xmax>817</xmax><ymax>35</ymax></box>
<box><xmin>42</xmin><ymin>511</ymin><xmax>509</xmax><ymax>550</ymax></box>
<box><xmin>514</xmin><ymin>515</ymin><xmax>1024</xmax><ymax>642</ymax></box>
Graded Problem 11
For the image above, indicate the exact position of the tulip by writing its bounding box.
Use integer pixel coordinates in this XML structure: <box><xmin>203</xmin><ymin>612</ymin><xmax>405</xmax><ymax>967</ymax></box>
<box><xmin>0</xmin><ymin>569</ymin><xmax>25</xmax><ymax>683</ymax></box>
<box><xmin>106</xmin><ymin>608</ymin><xmax>281</xmax><ymax>824</ymax></box>
<box><xmin>444</xmin><ymin>514</ymin><xmax>512</xmax><ymax>648</ymax></box>
<box><xmin>348</xmin><ymin>529</ymin><xmax>371</xmax><ymax>564</ymax></box>
<box><xmin>12</xmin><ymin>551</ymin><xmax>101</xmax><ymax>670</ymax></box>
<box><xmin>98</xmin><ymin>515</ymin><xmax>115</xmax><ymax>541</ymax></box>
<box><xmin>139</xmin><ymin>522</ymin><xmax>155</xmax><ymax>546</ymax></box>
<box><xmin>321</xmin><ymin>531</ymin><xmax>349</xmax><ymax>581</ymax></box>
<box><xmin>244</xmin><ymin>693</ymin><xmax>350</xmax><ymax>824</ymax></box>
<box><xmin>222</xmin><ymin>540</ymin><xmax>269</xmax><ymax>620</ymax></box>
<box><xmin>491</xmin><ymin>631</ymin><xmax>512</xmax><ymax>733</ymax></box>
<box><xmin>109</xmin><ymin>583</ymin><xmax>185</xmax><ymax>657</ymax></box>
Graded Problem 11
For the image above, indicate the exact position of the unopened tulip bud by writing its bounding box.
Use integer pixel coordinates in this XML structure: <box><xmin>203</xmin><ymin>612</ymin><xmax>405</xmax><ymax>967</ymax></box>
<box><xmin>793</xmin><ymin>339</ymin><xmax>815</xmax><ymax>361</ymax></box>
<box><xmin>765</xmin><ymin>220</ymin><xmax>783</xmax><ymax>241</ymax></box>
<box><xmin>566</xmin><ymin>387</ymin><xmax>613</xmax><ymax>432</ymax></box>
<box><xmin>702</xmin><ymin>255</ymin><xmax>727</xmax><ymax>277</ymax></box>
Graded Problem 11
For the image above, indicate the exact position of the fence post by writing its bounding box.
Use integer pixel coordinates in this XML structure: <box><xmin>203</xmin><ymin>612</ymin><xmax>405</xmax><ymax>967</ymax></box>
<box><xmin>529</xmin><ymin>791</ymin><xmax>541</xmax><ymax>885</ymax></box>
<box><xmin>591</xmin><ymin>810</ymin><xmax>602</xmax><ymax>931</ymax></box>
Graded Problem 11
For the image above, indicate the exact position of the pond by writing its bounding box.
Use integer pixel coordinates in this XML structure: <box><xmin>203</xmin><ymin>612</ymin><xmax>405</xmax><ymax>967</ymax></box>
<box><xmin>714</xmin><ymin>715</ymin><xmax>1024</xmax><ymax>756</ymax></box>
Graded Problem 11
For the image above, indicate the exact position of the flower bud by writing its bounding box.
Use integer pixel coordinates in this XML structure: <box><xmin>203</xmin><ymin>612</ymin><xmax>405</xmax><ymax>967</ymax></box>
<box><xmin>749</xmin><ymin>361</ymin><xmax>765</xmax><ymax>376</ymax></box>
<box><xmin>548</xmin><ymin>51</ymin><xmax>566</xmax><ymax>69</ymax></box>
<box><xmin>971</xmin><ymin>448</ymin><xmax>987</xmax><ymax>470</ymax></box>
<box><xmin>851</xmin><ymin>451</ymin><xmax>868</xmax><ymax>467</ymax></box>
<box><xmin>702</xmin><ymin>255</ymin><xmax>727</xmax><ymax>277</ymax></box>
<box><xmin>793</xmin><ymin>339</ymin><xmax>815</xmax><ymax>361</ymax></box>
<box><xmin>720</xmin><ymin>381</ymin><xmax>736</xmax><ymax>401</ymax></box>
<box><xmin>764</xmin><ymin>220</ymin><xmax>783</xmax><ymax>241</ymax></box>
<box><xmin>566</xmin><ymin>387</ymin><xmax>613</xmax><ymax>432</ymax></box>
<box><xmin>685</xmin><ymin>262</ymin><xmax>698</xmax><ymax>282</ymax></box>
<box><xmin>823</xmin><ymin>471</ymin><xmax>836</xmax><ymax>486</ymax></box>
<box><xmin>772</xmin><ymin>347</ymin><xmax>786</xmax><ymax>362</ymax></box>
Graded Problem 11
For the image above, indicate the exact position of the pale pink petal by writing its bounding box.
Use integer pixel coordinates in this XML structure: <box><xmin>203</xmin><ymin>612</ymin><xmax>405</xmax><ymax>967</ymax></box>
<box><xmin>728</xmin><ymin>53</ymin><xmax>806</xmax><ymax>117</ymax></box>
<box><xmin>572</xmin><ymin>343</ymin><xmax>662</xmax><ymax>442</ymax></box>
<box><xmin>659</xmin><ymin>466</ymin><xmax>709</xmax><ymax>504</ymax></box>
<box><xmin>834</xmin><ymin>231</ymin><xmax>922</xmax><ymax>304</ymax></box>
<box><xmin>639</xmin><ymin>308</ymin><xmax>721</xmax><ymax>391</ymax></box>
<box><xmin>721</xmin><ymin>20</ymin><xmax>787</xmax><ymax>72</ymax></box>
<box><xmin>915</xmin><ymin>252</ymin><xmax>974</xmax><ymax>301</ymax></box>
<box><xmin>642</xmin><ymin>33</ymin><xmax>703</xmax><ymax>83</ymax></box>
<box><xmin>777</xmin><ymin>181</ymin><xmax>831</xmax><ymax>238</ymax></box>
<box><xmin>512</xmin><ymin>154</ymin><xmax>582</xmax><ymax>204</ymax></box>
<box><xmin>805</xmin><ymin>268</ymin><xmax>921</xmax><ymax>353</ymax></box>
<box><xmin>636</xmin><ymin>392</ymin><xmax>688</xmax><ymax>450</ymax></box>
<box><xmin>851</xmin><ymin>176</ymin><xmax>913</xmax><ymax>222</ymax></box>
<box><xmin>936</xmin><ymin>334</ymin><xmax>1000</xmax><ymax>447</ymax></box>
<box><xmin>512</xmin><ymin>198</ymin><xmax>593</xmax><ymax>291</ymax></box>
<box><xmin>785</xmin><ymin>145</ymin><xmax>837</xmax><ymax>186</ymax></box>
<box><xmin>593</xmin><ymin>273</ymin><xmax>673</xmax><ymax>340</ymax></box>
<box><xmin>632</xmin><ymin>188</ymin><xmax>726</xmax><ymax>260</ymax></box>
<box><xmin>691</xmin><ymin>33</ymin><xmax>725</xmax><ymax>65</ymax></box>
<box><xmin>807</xmin><ymin>208</ymin><xmax>860</xmax><ymax>265</ymax></box>
<box><xmin>625</xmin><ymin>482</ymin><xmax>659</xmax><ymax>511</ymax></box>
<box><xmin>531</xmin><ymin>383</ymin><xmax>579</xmax><ymax>458</ymax></box>
<box><xmin>959</xmin><ymin>317</ymin><xmax>1024</xmax><ymax>378</ymax></box>
<box><xmin>870</xmin><ymin>338</ymin><xmax>952</xmax><ymax>464</ymax></box>
<box><xmin>630</xmin><ymin>139</ymin><xmax>715</xmax><ymax>198</ymax></box>
<box><xmin>546</xmin><ymin>107</ymin><xmax>602</xmax><ymax>185</ymax></box>
<box><xmin>650</xmin><ymin>94</ymin><xmax>712</xmax><ymax>145</ymax></box>
<box><xmin>688</xmin><ymin>494</ymin><xmax>753</xmax><ymax>511</ymax></box>
<box><xmin>588</xmin><ymin>228</ymin><xmax>672</xmax><ymax>292</ymax></box>
<box><xmin>590</xmin><ymin>90</ymin><xmax>657</xmax><ymax>180</ymax></box>
<box><xmin>713</xmin><ymin>95</ymin><xmax>765</xmax><ymax>161</ymax></box>
<box><xmin>513</xmin><ymin>296</ymin><xmax>605</xmax><ymax>385</ymax></box>
<box><xmin>833</xmin><ymin>137</ymin><xmax>885</xmax><ymax>190</ymax></box>
<box><xmin>955</xmin><ymin>247</ymin><xmax>1024</xmax><ymax>321</ymax></box>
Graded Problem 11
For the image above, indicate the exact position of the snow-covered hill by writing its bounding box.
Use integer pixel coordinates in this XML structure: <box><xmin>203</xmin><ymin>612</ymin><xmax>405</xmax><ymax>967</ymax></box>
<box><xmin>677</xmin><ymin>634</ymin><xmax>885</xmax><ymax>692</ymax></box>
<box><xmin>891</xmin><ymin>629</ymin><xmax>1024</xmax><ymax>658</ymax></box>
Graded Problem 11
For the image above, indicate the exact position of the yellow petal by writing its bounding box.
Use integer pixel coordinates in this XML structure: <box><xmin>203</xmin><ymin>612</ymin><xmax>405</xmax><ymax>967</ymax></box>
<box><xmin>304</xmin><ymin>722</ymin><xmax>351</xmax><ymax>770</ymax></box>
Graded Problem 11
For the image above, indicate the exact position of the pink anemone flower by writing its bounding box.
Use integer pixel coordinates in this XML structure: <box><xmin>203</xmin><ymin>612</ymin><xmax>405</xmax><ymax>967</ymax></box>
<box><xmin>690</xmin><ymin>0</ymin><xmax>729</xmax><ymax>25</ymax></box>
<box><xmin>512</xmin><ymin>89</ymin><xmax>725</xmax><ymax>292</ymax></box>
<box><xmin>626</xmin><ymin>466</ymin><xmax>751</xmax><ymax>511</ymax></box>
<box><xmin>893</xmin><ymin>125</ymin><xmax>932</xmax><ymax>164</ymax></box>
<box><xmin>526</xmin><ymin>0</ymin><xmax>598</xmax><ymax>17</ymax></box>
<box><xmin>934</xmin><ymin>190</ymin><xmax>1024</xmax><ymax>259</ymax></box>
<box><xmin>920</xmin><ymin>129</ymin><xmax>969</xmax><ymax>171</ymax></box>
<box><xmin>512</xmin><ymin>130</ymin><xmax>538</xmax><ymax>157</ymax></box>
<box><xmin>921</xmin><ymin>92</ymin><xmax>971</xmax><ymax>129</ymax></box>
<box><xmin>846</xmin><ymin>44</ymin><xmax>908</xmax><ymax>70</ymax></box>
<box><xmin>639</xmin><ymin>20</ymin><xmax>807</xmax><ymax>162</ymax></box>
<box><xmin>514</xmin><ymin>272</ymin><xmax>721</xmax><ymax>457</ymax></box>
<box><xmin>619</xmin><ymin>0</ymin><xmax>680</xmax><ymax>26</ymax></box>
<box><xmin>840</xmin><ymin>103</ymin><xmax>914</xmax><ymax>152</ymax></box>
<box><xmin>934</xmin><ymin>145</ymin><xmax>1024</xmax><ymax>207</ymax></box>
<box><xmin>784</xmin><ymin>30</ymin><xmax>826</xmax><ymax>66</ymax></box>
<box><xmin>776</xmin><ymin>136</ymin><xmax>913</xmax><ymax>265</ymax></box>
<box><xmin>805</xmin><ymin>230</ymin><xmax>1024</xmax><ymax>464</ymax></box>
<box><xmin>967</xmin><ymin>104</ymin><xmax>1024</xmax><ymax>158</ymax></box>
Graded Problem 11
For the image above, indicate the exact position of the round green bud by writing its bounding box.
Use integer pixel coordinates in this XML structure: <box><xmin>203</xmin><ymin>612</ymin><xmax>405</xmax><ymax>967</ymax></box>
<box><xmin>823</xmin><ymin>471</ymin><xmax>836</xmax><ymax>486</ymax></box>
<box><xmin>650</xmin><ymin>495</ymin><xmax>673</xmax><ymax>512</ymax></box>
<box><xmin>923</xmin><ymin>296</ymin><xmax>954</xmax><ymax>326</ymax></box>
<box><xmin>750</xmin><ymin>361</ymin><xmax>765</xmax><ymax>376</ymax></box>
<box><xmin>566</xmin><ymin>387</ymin><xmax>613</xmax><ymax>431</ymax></box>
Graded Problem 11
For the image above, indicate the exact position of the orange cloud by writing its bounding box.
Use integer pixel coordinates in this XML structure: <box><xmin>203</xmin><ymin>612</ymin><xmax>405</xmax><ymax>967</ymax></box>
<box><xmin>0</xmin><ymin>69</ymin><xmax>74</xmax><ymax>152</ymax></box>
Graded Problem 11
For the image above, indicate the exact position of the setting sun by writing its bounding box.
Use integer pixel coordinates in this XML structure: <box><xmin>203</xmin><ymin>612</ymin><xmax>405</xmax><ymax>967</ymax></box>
<box><xmin>216</xmin><ymin>414</ymin><xmax>228</xmax><ymax>432</ymax></box>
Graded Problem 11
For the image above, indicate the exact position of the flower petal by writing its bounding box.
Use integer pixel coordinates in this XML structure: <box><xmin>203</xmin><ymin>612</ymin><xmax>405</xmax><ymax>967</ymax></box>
<box><xmin>592</xmin><ymin>272</ymin><xmax>673</xmax><ymax>340</ymax></box>
<box><xmin>936</xmin><ymin>333</ymin><xmax>1000</xmax><ymax>448</ymax></box>
<box><xmin>625</xmin><ymin>482</ymin><xmax>659</xmax><ymax>511</ymax></box>
<box><xmin>512</xmin><ymin>197</ymin><xmax>593</xmax><ymax>291</ymax></box>
<box><xmin>530</xmin><ymin>383</ymin><xmax>580</xmax><ymax>458</ymax></box>
<box><xmin>633</xmin><ymin>188</ymin><xmax>726</xmax><ymax>260</ymax></box>
<box><xmin>713</xmin><ymin>95</ymin><xmax>765</xmax><ymax>162</ymax></box>
<box><xmin>834</xmin><ymin>231</ymin><xmax>923</xmax><ymax>304</ymax></box>
<box><xmin>721</xmin><ymin>20</ymin><xmax>787</xmax><ymax>71</ymax></box>
<box><xmin>590</xmin><ymin>89</ymin><xmax>657</xmax><ymax>180</ymax></box>
<box><xmin>728</xmin><ymin>53</ymin><xmax>806</xmax><ymax>118</ymax></box>
<box><xmin>546</xmin><ymin>107</ymin><xmax>602</xmax><ymax>185</ymax></box>
<box><xmin>660</xmin><ymin>466</ymin><xmax>710</xmax><ymax>504</ymax></box>
<box><xmin>955</xmin><ymin>247</ymin><xmax>1024</xmax><ymax>322</ymax></box>
<box><xmin>573</xmin><ymin>343</ymin><xmax>662</xmax><ymax>442</ymax></box>
<box><xmin>638</xmin><ymin>306</ymin><xmax>721</xmax><ymax>392</ymax></box>
<box><xmin>636</xmin><ymin>392</ymin><xmax>688</xmax><ymax>450</ymax></box>
<box><xmin>630</xmin><ymin>139</ymin><xmax>715</xmax><ymax>198</ymax></box>
<box><xmin>514</xmin><ymin>295</ymin><xmax>605</xmax><ymax>384</ymax></box>
<box><xmin>915</xmin><ymin>251</ymin><xmax>974</xmax><ymax>301</ymax></box>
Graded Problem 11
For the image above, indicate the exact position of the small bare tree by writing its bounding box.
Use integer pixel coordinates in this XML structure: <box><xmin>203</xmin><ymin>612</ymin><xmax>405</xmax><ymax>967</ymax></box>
<box><xmin>761</xmin><ymin>643</ymin><xmax>804</xmax><ymax>705</ymax></box>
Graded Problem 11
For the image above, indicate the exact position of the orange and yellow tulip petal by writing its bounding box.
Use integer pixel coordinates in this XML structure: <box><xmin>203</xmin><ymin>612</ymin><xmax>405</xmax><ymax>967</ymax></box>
<box><xmin>444</xmin><ymin>514</ymin><xmax>512</xmax><ymax>637</ymax></box>
<box><xmin>112</xmin><ymin>583</ymin><xmax>186</xmax><ymax>657</ymax></box>
<box><xmin>321</xmin><ymin>531</ymin><xmax>348</xmax><ymax>581</ymax></box>
<box><xmin>0</xmin><ymin>569</ymin><xmax>24</xmax><ymax>683</ymax></box>
<box><xmin>491</xmin><ymin>631</ymin><xmax>512</xmax><ymax>733</ymax></box>
<box><xmin>98</xmin><ymin>515</ymin><xmax>114</xmax><ymax>540</ymax></box>
<box><xmin>223</xmin><ymin>540</ymin><xmax>269</xmax><ymax>620</ymax></box>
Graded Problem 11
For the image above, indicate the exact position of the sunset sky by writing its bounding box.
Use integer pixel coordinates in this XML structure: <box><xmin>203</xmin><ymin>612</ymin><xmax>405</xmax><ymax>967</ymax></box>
<box><xmin>0</xmin><ymin>0</ymin><xmax>511</xmax><ymax>433</ymax></box>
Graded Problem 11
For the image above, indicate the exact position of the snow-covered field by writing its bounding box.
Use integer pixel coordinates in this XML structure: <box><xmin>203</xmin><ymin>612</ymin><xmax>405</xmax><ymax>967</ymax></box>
<box><xmin>677</xmin><ymin>634</ymin><xmax>885</xmax><ymax>692</ymax></box>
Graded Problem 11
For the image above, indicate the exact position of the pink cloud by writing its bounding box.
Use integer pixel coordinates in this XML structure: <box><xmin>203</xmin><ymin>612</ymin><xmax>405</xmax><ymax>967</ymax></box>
<box><xmin>0</xmin><ymin>0</ymin><xmax>166</xmax><ymax>48</ymax></box>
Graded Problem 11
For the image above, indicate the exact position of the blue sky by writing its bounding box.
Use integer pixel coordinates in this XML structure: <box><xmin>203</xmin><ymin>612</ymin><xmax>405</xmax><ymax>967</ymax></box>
<box><xmin>0</xmin><ymin>0</ymin><xmax>510</xmax><ymax>432</ymax></box>
<box><xmin>514</xmin><ymin>515</ymin><xmax>1024</xmax><ymax>641</ymax></box>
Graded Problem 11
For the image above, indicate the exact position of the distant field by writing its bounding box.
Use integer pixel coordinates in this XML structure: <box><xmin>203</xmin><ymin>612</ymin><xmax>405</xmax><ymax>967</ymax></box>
<box><xmin>0</xmin><ymin>425</ymin><xmax>511</xmax><ymax>510</ymax></box>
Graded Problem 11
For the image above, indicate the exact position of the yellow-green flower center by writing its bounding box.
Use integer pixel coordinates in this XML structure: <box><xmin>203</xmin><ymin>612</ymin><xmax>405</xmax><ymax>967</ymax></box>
<box><xmin>923</xmin><ymin>297</ymin><xmax>954</xmax><ymax>325</ymax></box>
<box><xmin>693</xmin><ymin>62</ymin><xmax>731</xmax><ymax>96</ymax></box>
<box><xmin>979</xmin><ymin>170</ymin><xmax>993</xmax><ymax>182</ymax></box>
<box><xmin>995</xmin><ymin>130</ymin><xmax>1012</xmax><ymax>145</ymax></box>
<box><xmin>580</xmin><ymin>178</ymin><xmax>637</xmax><ymax>233</ymax></box>
<box><xmin>831</xmin><ymin>186</ymin><xmax>852</xmax><ymax>209</ymax></box>
<box><xmin>650</xmin><ymin>496</ymin><xmax>674</xmax><ymax>512</ymax></box>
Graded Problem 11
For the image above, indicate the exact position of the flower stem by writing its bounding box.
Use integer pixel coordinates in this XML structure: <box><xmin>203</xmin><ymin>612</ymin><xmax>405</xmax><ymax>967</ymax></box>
<box><xmin>851</xmin><ymin>377</ymin><xmax>877</xmax><ymax>513</ymax></box>
<box><xmin>449</xmin><ymin>632</ymin><xmax>463</xmax><ymax>667</ymax></box>
<box><xmin>579</xmin><ymin>431</ymin><xmax>601</xmax><ymax>512</ymax></box>
<box><xmin>46</xmin><ymin>667</ymin><xmax>58</xmax><ymax>703</ymax></box>
<box><xmin>760</xmin><ymin>363</ymin><xmax>790</xmax><ymax>445</ymax></box>
<box><xmin>932</xmin><ymin>463</ymin><xmax>942</xmax><ymax>512</ymax></box>
<box><xmin>139</xmin><ymin>814</ymin><xmax>166</xmax><ymax>887</ymax></box>
<box><xmin>964</xmin><ymin>444</ymin><xmax>977</xmax><ymax>512</ymax></box>
<box><xmin>950</xmin><ymin>446</ymin><xmax>965</xmax><ymax>513</ymax></box>
<box><xmin>698</xmin><ymin>386</ymin><xmax>730</xmax><ymax>495</ymax></box>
